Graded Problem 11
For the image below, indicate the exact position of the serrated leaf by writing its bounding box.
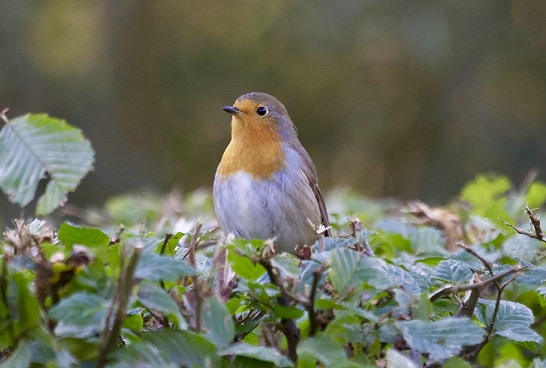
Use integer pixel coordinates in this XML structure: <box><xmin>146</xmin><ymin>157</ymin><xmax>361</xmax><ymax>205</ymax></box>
<box><xmin>330</xmin><ymin>248</ymin><xmax>390</xmax><ymax>297</ymax></box>
<box><xmin>517</xmin><ymin>260</ymin><xmax>546</xmax><ymax>285</ymax></box>
<box><xmin>0</xmin><ymin>114</ymin><xmax>94</xmax><ymax>215</ymax></box>
<box><xmin>220</xmin><ymin>343</ymin><xmax>292</xmax><ymax>367</ymax></box>
<box><xmin>201</xmin><ymin>295</ymin><xmax>235</xmax><ymax>349</ymax></box>
<box><xmin>433</xmin><ymin>260</ymin><xmax>473</xmax><ymax>284</ymax></box>
<box><xmin>397</xmin><ymin>318</ymin><xmax>484</xmax><ymax>362</ymax></box>
<box><xmin>135</xmin><ymin>252</ymin><xmax>195</xmax><ymax>281</ymax></box>
<box><xmin>49</xmin><ymin>292</ymin><xmax>108</xmax><ymax>338</ymax></box>
<box><xmin>478</xmin><ymin>299</ymin><xmax>542</xmax><ymax>343</ymax></box>
<box><xmin>383</xmin><ymin>264</ymin><xmax>421</xmax><ymax>295</ymax></box>
<box><xmin>58</xmin><ymin>223</ymin><xmax>110</xmax><ymax>248</ymax></box>
<box><xmin>502</xmin><ymin>234</ymin><xmax>542</xmax><ymax>261</ymax></box>
<box><xmin>314</xmin><ymin>237</ymin><xmax>357</xmax><ymax>251</ymax></box>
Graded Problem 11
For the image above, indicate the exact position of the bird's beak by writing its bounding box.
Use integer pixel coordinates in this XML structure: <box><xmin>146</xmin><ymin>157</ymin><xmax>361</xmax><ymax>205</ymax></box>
<box><xmin>222</xmin><ymin>106</ymin><xmax>243</xmax><ymax>115</ymax></box>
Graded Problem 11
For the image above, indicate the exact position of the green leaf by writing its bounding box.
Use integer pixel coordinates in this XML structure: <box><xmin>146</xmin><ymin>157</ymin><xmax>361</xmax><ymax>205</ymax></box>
<box><xmin>383</xmin><ymin>264</ymin><xmax>421</xmax><ymax>295</ymax></box>
<box><xmin>397</xmin><ymin>318</ymin><xmax>485</xmax><ymax>362</ymax></box>
<box><xmin>385</xmin><ymin>349</ymin><xmax>418</xmax><ymax>368</ymax></box>
<box><xmin>156</xmin><ymin>232</ymin><xmax>184</xmax><ymax>256</ymax></box>
<box><xmin>272</xmin><ymin>305</ymin><xmax>304</xmax><ymax>319</ymax></box>
<box><xmin>1</xmin><ymin>272</ymin><xmax>41</xmax><ymax>347</ymax></box>
<box><xmin>477</xmin><ymin>299</ymin><xmax>542</xmax><ymax>343</ymax></box>
<box><xmin>460</xmin><ymin>174</ymin><xmax>511</xmax><ymax>221</ymax></box>
<box><xmin>271</xmin><ymin>253</ymin><xmax>300</xmax><ymax>279</ymax></box>
<box><xmin>227</xmin><ymin>248</ymin><xmax>266</xmax><ymax>282</ymax></box>
<box><xmin>409</xmin><ymin>227</ymin><xmax>447</xmax><ymax>256</ymax></box>
<box><xmin>112</xmin><ymin>329</ymin><xmax>220</xmax><ymax>367</ymax></box>
<box><xmin>123</xmin><ymin>313</ymin><xmax>143</xmax><ymax>331</ymax></box>
<box><xmin>518</xmin><ymin>261</ymin><xmax>546</xmax><ymax>285</ymax></box>
<box><xmin>297</xmin><ymin>335</ymin><xmax>347</xmax><ymax>366</ymax></box>
<box><xmin>49</xmin><ymin>292</ymin><xmax>108</xmax><ymax>338</ymax></box>
<box><xmin>526</xmin><ymin>182</ymin><xmax>546</xmax><ymax>208</ymax></box>
<box><xmin>330</xmin><ymin>248</ymin><xmax>390</xmax><ymax>297</ymax></box>
<box><xmin>502</xmin><ymin>234</ymin><xmax>542</xmax><ymax>261</ymax></box>
<box><xmin>2</xmin><ymin>340</ymin><xmax>33</xmax><ymax>368</ymax></box>
<box><xmin>201</xmin><ymin>295</ymin><xmax>235</xmax><ymax>349</ymax></box>
<box><xmin>137</xmin><ymin>282</ymin><xmax>184</xmax><ymax>326</ymax></box>
<box><xmin>135</xmin><ymin>252</ymin><xmax>195</xmax><ymax>281</ymax></box>
<box><xmin>433</xmin><ymin>260</ymin><xmax>473</xmax><ymax>284</ymax></box>
<box><xmin>220</xmin><ymin>343</ymin><xmax>292</xmax><ymax>367</ymax></box>
<box><xmin>0</xmin><ymin>114</ymin><xmax>94</xmax><ymax>215</ymax></box>
<box><xmin>58</xmin><ymin>223</ymin><xmax>110</xmax><ymax>248</ymax></box>
<box><xmin>443</xmin><ymin>356</ymin><xmax>473</xmax><ymax>368</ymax></box>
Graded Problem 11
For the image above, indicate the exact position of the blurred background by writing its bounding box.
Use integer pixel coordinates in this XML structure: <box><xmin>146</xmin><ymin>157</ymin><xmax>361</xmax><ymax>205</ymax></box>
<box><xmin>1</xmin><ymin>0</ymin><xmax>546</xmax><ymax>216</ymax></box>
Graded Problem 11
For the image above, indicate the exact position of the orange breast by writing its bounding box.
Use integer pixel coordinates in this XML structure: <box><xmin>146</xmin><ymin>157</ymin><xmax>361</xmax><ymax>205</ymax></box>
<box><xmin>217</xmin><ymin>119</ymin><xmax>285</xmax><ymax>180</ymax></box>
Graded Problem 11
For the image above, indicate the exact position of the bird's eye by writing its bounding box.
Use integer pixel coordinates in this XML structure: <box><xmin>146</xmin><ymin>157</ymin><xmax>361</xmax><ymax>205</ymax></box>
<box><xmin>256</xmin><ymin>106</ymin><xmax>267</xmax><ymax>116</ymax></box>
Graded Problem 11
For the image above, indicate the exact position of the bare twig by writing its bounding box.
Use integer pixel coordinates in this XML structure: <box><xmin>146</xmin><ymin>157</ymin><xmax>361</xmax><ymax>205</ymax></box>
<box><xmin>159</xmin><ymin>233</ymin><xmax>172</xmax><ymax>291</ymax></box>
<box><xmin>0</xmin><ymin>108</ymin><xmax>9</xmax><ymax>126</ymax></box>
<box><xmin>189</xmin><ymin>223</ymin><xmax>202</xmax><ymax>268</ymax></box>
<box><xmin>457</xmin><ymin>243</ymin><xmax>494</xmax><ymax>276</ymax></box>
<box><xmin>97</xmin><ymin>241</ymin><xmax>142</xmax><ymax>368</ymax></box>
<box><xmin>500</xmin><ymin>207</ymin><xmax>546</xmax><ymax>243</ymax></box>
<box><xmin>308</xmin><ymin>266</ymin><xmax>326</xmax><ymax>337</ymax></box>
<box><xmin>464</xmin><ymin>271</ymin><xmax>522</xmax><ymax>360</ymax></box>
<box><xmin>187</xmin><ymin>223</ymin><xmax>203</xmax><ymax>332</ymax></box>
<box><xmin>429</xmin><ymin>265</ymin><xmax>524</xmax><ymax>301</ymax></box>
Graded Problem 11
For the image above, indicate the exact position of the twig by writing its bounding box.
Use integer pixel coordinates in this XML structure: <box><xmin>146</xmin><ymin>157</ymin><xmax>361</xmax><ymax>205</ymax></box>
<box><xmin>500</xmin><ymin>207</ymin><xmax>546</xmax><ymax>243</ymax></box>
<box><xmin>259</xmin><ymin>257</ymin><xmax>300</xmax><ymax>362</ymax></box>
<box><xmin>0</xmin><ymin>108</ymin><xmax>9</xmax><ymax>126</ymax></box>
<box><xmin>159</xmin><ymin>233</ymin><xmax>172</xmax><ymax>291</ymax></box>
<box><xmin>429</xmin><ymin>265</ymin><xmax>524</xmax><ymax>301</ymax></box>
<box><xmin>308</xmin><ymin>266</ymin><xmax>325</xmax><ymax>337</ymax></box>
<box><xmin>189</xmin><ymin>223</ymin><xmax>202</xmax><ymax>268</ymax></box>
<box><xmin>454</xmin><ymin>273</ymin><xmax>482</xmax><ymax>318</ymax></box>
<box><xmin>97</xmin><ymin>241</ymin><xmax>142</xmax><ymax>368</ymax></box>
<box><xmin>464</xmin><ymin>271</ymin><xmax>521</xmax><ymax>360</ymax></box>
<box><xmin>189</xmin><ymin>223</ymin><xmax>203</xmax><ymax>332</ymax></box>
<box><xmin>457</xmin><ymin>243</ymin><xmax>494</xmax><ymax>276</ymax></box>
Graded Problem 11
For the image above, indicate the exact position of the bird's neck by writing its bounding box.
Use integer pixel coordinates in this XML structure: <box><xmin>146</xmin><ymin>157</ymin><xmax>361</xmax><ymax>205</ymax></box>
<box><xmin>217</xmin><ymin>122</ymin><xmax>285</xmax><ymax>180</ymax></box>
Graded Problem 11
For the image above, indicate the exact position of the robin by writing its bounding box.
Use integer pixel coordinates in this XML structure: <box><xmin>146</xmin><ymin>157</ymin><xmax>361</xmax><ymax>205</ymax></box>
<box><xmin>213</xmin><ymin>92</ymin><xmax>331</xmax><ymax>253</ymax></box>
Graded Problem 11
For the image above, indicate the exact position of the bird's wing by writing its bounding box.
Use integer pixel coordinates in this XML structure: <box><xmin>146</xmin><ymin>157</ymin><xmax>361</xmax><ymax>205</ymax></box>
<box><xmin>296</xmin><ymin>144</ymin><xmax>332</xmax><ymax>237</ymax></box>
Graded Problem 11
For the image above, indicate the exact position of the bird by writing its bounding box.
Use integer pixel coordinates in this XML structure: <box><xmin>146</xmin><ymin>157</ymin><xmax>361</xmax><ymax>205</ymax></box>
<box><xmin>213</xmin><ymin>92</ymin><xmax>331</xmax><ymax>254</ymax></box>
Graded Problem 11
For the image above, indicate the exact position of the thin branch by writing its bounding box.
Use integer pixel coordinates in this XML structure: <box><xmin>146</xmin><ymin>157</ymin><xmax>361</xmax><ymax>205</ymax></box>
<box><xmin>159</xmin><ymin>233</ymin><xmax>172</xmax><ymax>291</ymax></box>
<box><xmin>429</xmin><ymin>265</ymin><xmax>524</xmax><ymax>301</ymax></box>
<box><xmin>500</xmin><ymin>207</ymin><xmax>546</xmax><ymax>243</ymax></box>
<box><xmin>0</xmin><ymin>108</ymin><xmax>9</xmax><ymax>126</ymax></box>
<box><xmin>457</xmin><ymin>243</ymin><xmax>494</xmax><ymax>276</ymax></box>
<box><xmin>257</xmin><ymin>257</ymin><xmax>300</xmax><ymax>362</ymax></box>
<box><xmin>97</xmin><ymin>242</ymin><xmax>142</xmax><ymax>368</ymax></box>
<box><xmin>189</xmin><ymin>223</ymin><xmax>203</xmax><ymax>332</ymax></box>
<box><xmin>189</xmin><ymin>223</ymin><xmax>202</xmax><ymax>268</ymax></box>
<box><xmin>308</xmin><ymin>266</ymin><xmax>326</xmax><ymax>337</ymax></box>
<box><xmin>464</xmin><ymin>271</ymin><xmax>522</xmax><ymax>360</ymax></box>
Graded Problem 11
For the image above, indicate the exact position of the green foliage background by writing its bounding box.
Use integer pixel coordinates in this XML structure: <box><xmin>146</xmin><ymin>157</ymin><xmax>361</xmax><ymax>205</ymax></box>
<box><xmin>1</xmin><ymin>0</ymin><xmax>546</xmax><ymax>213</ymax></box>
<box><xmin>3</xmin><ymin>114</ymin><xmax>546</xmax><ymax>367</ymax></box>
